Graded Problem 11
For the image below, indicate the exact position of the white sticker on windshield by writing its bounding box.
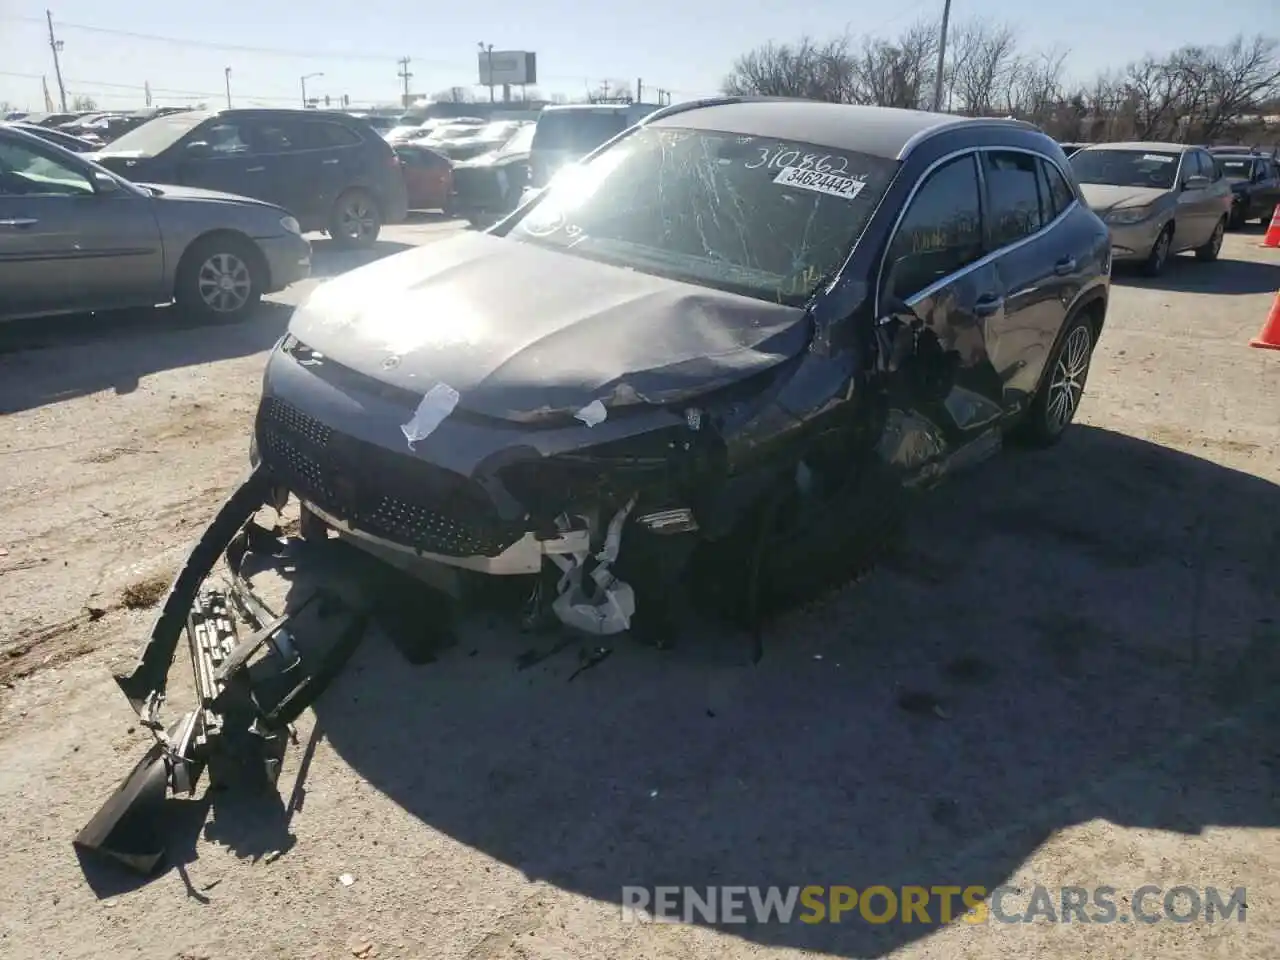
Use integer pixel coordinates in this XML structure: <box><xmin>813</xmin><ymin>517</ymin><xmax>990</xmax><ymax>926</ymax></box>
<box><xmin>772</xmin><ymin>165</ymin><xmax>867</xmax><ymax>200</ymax></box>
<box><xmin>1142</xmin><ymin>154</ymin><xmax>1175</xmax><ymax>163</ymax></box>
<box><xmin>401</xmin><ymin>382</ymin><xmax>460</xmax><ymax>447</ymax></box>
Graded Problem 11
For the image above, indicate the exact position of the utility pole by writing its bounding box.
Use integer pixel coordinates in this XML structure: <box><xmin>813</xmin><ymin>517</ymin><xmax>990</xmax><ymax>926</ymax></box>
<box><xmin>931</xmin><ymin>0</ymin><xmax>952</xmax><ymax>113</ymax></box>
<box><xmin>636</xmin><ymin>78</ymin><xmax>643</xmax><ymax>103</ymax></box>
<box><xmin>478</xmin><ymin>43</ymin><xmax>494</xmax><ymax>104</ymax></box>
<box><xmin>144</xmin><ymin>80</ymin><xmax>152</xmax><ymax>107</ymax></box>
<box><xmin>397</xmin><ymin>56</ymin><xmax>412</xmax><ymax>107</ymax></box>
<box><xmin>224</xmin><ymin>67</ymin><xmax>231</xmax><ymax>109</ymax></box>
<box><xmin>46</xmin><ymin>10</ymin><xmax>67</xmax><ymax>112</ymax></box>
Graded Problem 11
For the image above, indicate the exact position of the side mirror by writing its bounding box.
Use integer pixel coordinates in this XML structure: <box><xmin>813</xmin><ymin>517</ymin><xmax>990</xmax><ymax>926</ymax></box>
<box><xmin>184</xmin><ymin>140</ymin><xmax>212</xmax><ymax>159</ymax></box>
<box><xmin>1182</xmin><ymin>174</ymin><xmax>1210</xmax><ymax>191</ymax></box>
<box><xmin>91</xmin><ymin>170</ymin><xmax>120</xmax><ymax>194</ymax></box>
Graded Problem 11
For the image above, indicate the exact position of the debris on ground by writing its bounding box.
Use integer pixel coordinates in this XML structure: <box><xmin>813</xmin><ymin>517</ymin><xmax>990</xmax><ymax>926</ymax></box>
<box><xmin>568</xmin><ymin>645</ymin><xmax>612</xmax><ymax>681</ymax></box>
<box><xmin>339</xmin><ymin>873</ymin><xmax>356</xmax><ymax>887</ymax></box>
<box><xmin>119</xmin><ymin>574</ymin><xmax>170</xmax><ymax>610</ymax></box>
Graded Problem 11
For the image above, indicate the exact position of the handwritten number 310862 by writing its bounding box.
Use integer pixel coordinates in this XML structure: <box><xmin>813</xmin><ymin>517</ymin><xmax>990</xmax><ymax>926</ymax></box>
<box><xmin>744</xmin><ymin>146</ymin><xmax>850</xmax><ymax>176</ymax></box>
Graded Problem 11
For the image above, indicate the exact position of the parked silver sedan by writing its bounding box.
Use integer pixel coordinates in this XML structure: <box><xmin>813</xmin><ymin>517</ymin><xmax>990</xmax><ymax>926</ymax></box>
<box><xmin>1069</xmin><ymin>142</ymin><xmax>1232</xmax><ymax>277</ymax></box>
<box><xmin>0</xmin><ymin>124</ymin><xmax>311</xmax><ymax>323</ymax></box>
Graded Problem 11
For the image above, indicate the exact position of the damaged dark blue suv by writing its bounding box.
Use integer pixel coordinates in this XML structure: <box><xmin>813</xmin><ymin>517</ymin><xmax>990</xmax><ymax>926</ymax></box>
<box><xmin>82</xmin><ymin>98</ymin><xmax>1110</xmax><ymax>873</ymax></box>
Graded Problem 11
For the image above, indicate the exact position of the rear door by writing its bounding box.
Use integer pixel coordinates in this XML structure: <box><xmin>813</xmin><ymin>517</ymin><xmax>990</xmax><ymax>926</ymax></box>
<box><xmin>881</xmin><ymin>151</ymin><xmax>1006</xmax><ymax>453</ymax></box>
<box><xmin>299</xmin><ymin>118</ymin><xmax>367</xmax><ymax>223</ymax></box>
<box><xmin>242</xmin><ymin>115</ymin><xmax>310</xmax><ymax>219</ymax></box>
<box><xmin>981</xmin><ymin>149</ymin><xmax>1074</xmax><ymax>409</ymax></box>
<box><xmin>1257</xmin><ymin>159</ymin><xmax>1280</xmax><ymax>217</ymax></box>
<box><xmin>0</xmin><ymin>133</ymin><xmax>163</xmax><ymax>318</ymax></box>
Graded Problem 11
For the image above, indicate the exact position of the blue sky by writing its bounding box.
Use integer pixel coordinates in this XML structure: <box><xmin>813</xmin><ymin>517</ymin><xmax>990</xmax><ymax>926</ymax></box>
<box><xmin>0</xmin><ymin>0</ymin><xmax>1273</xmax><ymax>112</ymax></box>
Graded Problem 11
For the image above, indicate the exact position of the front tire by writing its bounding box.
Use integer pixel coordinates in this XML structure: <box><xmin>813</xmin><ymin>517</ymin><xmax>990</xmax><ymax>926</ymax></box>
<box><xmin>1195</xmin><ymin>216</ymin><xmax>1226</xmax><ymax>262</ymax></box>
<box><xmin>1014</xmin><ymin>312</ymin><xmax>1095</xmax><ymax>447</ymax></box>
<box><xmin>1142</xmin><ymin>225</ymin><xmax>1173</xmax><ymax>277</ymax></box>
<box><xmin>328</xmin><ymin>189</ymin><xmax>382</xmax><ymax>249</ymax></box>
<box><xmin>175</xmin><ymin>235</ymin><xmax>263</xmax><ymax>321</ymax></box>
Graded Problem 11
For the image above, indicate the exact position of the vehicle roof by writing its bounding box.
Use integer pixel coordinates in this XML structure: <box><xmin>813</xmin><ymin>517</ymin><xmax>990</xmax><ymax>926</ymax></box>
<box><xmin>209</xmin><ymin>107</ymin><xmax>365</xmax><ymax>122</ymax></box>
<box><xmin>540</xmin><ymin>102</ymin><xmax>642</xmax><ymax>113</ymax></box>
<box><xmin>646</xmin><ymin>99</ymin><xmax>1039</xmax><ymax>160</ymax></box>
<box><xmin>1078</xmin><ymin>141</ymin><xmax>1192</xmax><ymax>153</ymax></box>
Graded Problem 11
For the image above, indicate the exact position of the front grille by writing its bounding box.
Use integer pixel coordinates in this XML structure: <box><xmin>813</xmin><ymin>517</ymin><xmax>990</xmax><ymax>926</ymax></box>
<box><xmin>258</xmin><ymin>396</ymin><xmax>525</xmax><ymax>558</ymax></box>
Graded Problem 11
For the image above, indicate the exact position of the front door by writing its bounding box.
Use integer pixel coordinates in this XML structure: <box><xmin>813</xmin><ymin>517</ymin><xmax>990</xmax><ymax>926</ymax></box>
<box><xmin>174</xmin><ymin>117</ymin><xmax>273</xmax><ymax>203</ymax></box>
<box><xmin>880</xmin><ymin>151</ymin><xmax>1006</xmax><ymax>470</ymax></box>
<box><xmin>0</xmin><ymin>134</ymin><xmax>163</xmax><ymax>319</ymax></box>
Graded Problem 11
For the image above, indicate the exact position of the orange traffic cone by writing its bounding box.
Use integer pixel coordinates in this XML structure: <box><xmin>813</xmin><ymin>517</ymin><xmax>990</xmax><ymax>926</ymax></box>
<box><xmin>1250</xmin><ymin>290</ymin><xmax>1280</xmax><ymax>350</ymax></box>
<box><xmin>1262</xmin><ymin>205</ymin><xmax>1280</xmax><ymax>248</ymax></box>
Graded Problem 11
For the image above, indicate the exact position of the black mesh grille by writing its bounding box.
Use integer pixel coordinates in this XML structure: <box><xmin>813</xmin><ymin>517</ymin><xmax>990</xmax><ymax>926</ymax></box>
<box><xmin>258</xmin><ymin>397</ymin><xmax>526</xmax><ymax>558</ymax></box>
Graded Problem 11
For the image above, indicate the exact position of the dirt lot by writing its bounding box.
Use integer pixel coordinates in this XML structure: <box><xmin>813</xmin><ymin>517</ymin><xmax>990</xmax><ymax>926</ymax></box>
<box><xmin>0</xmin><ymin>221</ymin><xmax>1277</xmax><ymax>960</ymax></box>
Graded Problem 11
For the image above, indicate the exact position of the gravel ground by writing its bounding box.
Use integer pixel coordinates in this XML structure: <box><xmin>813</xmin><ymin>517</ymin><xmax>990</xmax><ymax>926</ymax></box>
<box><xmin>0</xmin><ymin>222</ymin><xmax>1277</xmax><ymax>960</ymax></box>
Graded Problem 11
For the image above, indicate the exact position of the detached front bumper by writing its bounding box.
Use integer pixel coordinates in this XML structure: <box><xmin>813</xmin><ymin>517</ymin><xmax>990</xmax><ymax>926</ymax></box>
<box><xmin>74</xmin><ymin>467</ymin><xmax>370</xmax><ymax>875</ymax></box>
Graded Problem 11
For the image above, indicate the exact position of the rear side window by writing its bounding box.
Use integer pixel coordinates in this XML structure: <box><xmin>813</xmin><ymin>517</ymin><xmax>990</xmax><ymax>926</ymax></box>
<box><xmin>305</xmin><ymin>121</ymin><xmax>363</xmax><ymax>149</ymax></box>
<box><xmin>982</xmin><ymin>151</ymin><xmax>1044</xmax><ymax>247</ymax></box>
<box><xmin>532</xmin><ymin>111</ymin><xmax>627</xmax><ymax>154</ymax></box>
<box><xmin>1039</xmin><ymin>158</ymin><xmax>1075</xmax><ymax>219</ymax></box>
<box><xmin>887</xmin><ymin>153</ymin><xmax>984</xmax><ymax>301</ymax></box>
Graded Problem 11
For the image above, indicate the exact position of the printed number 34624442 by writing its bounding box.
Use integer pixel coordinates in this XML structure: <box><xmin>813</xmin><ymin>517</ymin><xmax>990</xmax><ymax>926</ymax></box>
<box><xmin>745</xmin><ymin>146</ymin><xmax>850</xmax><ymax>176</ymax></box>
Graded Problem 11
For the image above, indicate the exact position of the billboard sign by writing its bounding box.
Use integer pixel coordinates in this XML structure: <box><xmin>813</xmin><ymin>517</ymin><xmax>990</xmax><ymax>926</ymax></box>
<box><xmin>479</xmin><ymin>51</ymin><xmax>537</xmax><ymax>86</ymax></box>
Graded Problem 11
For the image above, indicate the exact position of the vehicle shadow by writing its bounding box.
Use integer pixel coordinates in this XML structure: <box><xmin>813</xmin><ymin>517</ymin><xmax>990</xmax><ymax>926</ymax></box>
<box><xmin>0</xmin><ymin>302</ymin><xmax>293</xmax><ymax>414</ymax></box>
<box><xmin>279</xmin><ymin>424</ymin><xmax>1280</xmax><ymax>957</ymax></box>
<box><xmin>1112</xmin><ymin>253</ymin><xmax>1280</xmax><ymax>294</ymax></box>
<box><xmin>307</xmin><ymin>239</ymin><xmax>415</xmax><ymax>279</ymax></box>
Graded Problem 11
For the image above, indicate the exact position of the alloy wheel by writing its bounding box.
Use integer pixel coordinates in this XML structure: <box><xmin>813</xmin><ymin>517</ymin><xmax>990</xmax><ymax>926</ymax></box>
<box><xmin>1209</xmin><ymin>220</ymin><xmax>1224</xmax><ymax>256</ymax></box>
<box><xmin>339</xmin><ymin>197</ymin><xmax>377</xmax><ymax>242</ymax></box>
<box><xmin>1046</xmin><ymin>324</ymin><xmax>1092</xmax><ymax>434</ymax></box>
<box><xmin>196</xmin><ymin>252</ymin><xmax>252</xmax><ymax>313</ymax></box>
<box><xmin>1150</xmin><ymin>231</ymin><xmax>1170</xmax><ymax>271</ymax></box>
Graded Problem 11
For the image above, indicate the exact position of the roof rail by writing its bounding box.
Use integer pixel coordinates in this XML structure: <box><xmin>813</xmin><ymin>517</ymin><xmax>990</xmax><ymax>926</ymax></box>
<box><xmin>636</xmin><ymin>95</ymin><xmax>795</xmax><ymax>127</ymax></box>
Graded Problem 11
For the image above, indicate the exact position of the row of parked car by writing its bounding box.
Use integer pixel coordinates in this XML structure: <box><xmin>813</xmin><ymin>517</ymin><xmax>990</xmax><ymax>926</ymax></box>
<box><xmin>0</xmin><ymin>100</ymin><xmax>664</xmax><ymax>323</ymax></box>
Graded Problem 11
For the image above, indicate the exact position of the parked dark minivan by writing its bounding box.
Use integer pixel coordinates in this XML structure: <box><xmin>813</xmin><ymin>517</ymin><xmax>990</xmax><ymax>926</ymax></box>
<box><xmin>90</xmin><ymin>108</ymin><xmax>408</xmax><ymax>247</ymax></box>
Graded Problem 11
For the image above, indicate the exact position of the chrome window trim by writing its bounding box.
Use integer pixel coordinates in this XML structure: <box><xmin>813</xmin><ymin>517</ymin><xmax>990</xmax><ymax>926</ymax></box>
<box><xmin>874</xmin><ymin>144</ymin><xmax>1081</xmax><ymax>317</ymax></box>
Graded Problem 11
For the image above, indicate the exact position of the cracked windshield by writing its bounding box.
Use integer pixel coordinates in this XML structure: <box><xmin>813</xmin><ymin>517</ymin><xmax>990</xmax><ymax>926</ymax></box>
<box><xmin>513</xmin><ymin>127</ymin><xmax>897</xmax><ymax>305</ymax></box>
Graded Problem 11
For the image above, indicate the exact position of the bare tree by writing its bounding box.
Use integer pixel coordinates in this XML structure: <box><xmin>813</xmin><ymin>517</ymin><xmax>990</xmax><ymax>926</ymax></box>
<box><xmin>850</xmin><ymin>22</ymin><xmax>938</xmax><ymax>108</ymax></box>
<box><xmin>723</xmin><ymin>36</ymin><xmax>857</xmax><ymax>102</ymax></box>
<box><xmin>1004</xmin><ymin>46</ymin><xmax>1069</xmax><ymax>126</ymax></box>
<box><xmin>71</xmin><ymin>94</ymin><xmax>97</xmax><ymax>111</ymax></box>
<box><xmin>430</xmin><ymin>87</ymin><xmax>476</xmax><ymax>103</ymax></box>
<box><xmin>587</xmin><ymin>78</ymin><xmax>635</xmax><ymax>102</ymax></box>
<box><xmin>947</xmin><ymin>18</ymin><xmax>1020</xmax><ymax>114</ymax></box>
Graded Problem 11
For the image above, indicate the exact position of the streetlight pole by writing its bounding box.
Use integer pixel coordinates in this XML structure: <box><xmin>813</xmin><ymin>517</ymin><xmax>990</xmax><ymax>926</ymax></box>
<box><xmin>224</xmin><ymin>67</ymin><xmax>232</xmax><ymax>109</ymax></box>
<box><xmin>478</xmin><ymin>42</ymin><xmax>495</xmax><ymax>104</ymax></box>
<box><xmin>301</xmin><ymin>72</ymin><xmax>323</xmax><ymax>109</ymax></box>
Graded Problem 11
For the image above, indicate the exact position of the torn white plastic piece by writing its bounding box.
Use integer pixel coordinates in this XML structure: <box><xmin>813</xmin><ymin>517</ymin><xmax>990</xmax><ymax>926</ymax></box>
<box><xmin>401</xmin><ymin>382</ymin><xmax>460</xmax><ymax>447</ymax></box>
<box><xmin>575</xmin><ymin>399</ymin><xmax>607</xmax><ymax>427</ymax></box>
<box><xmin>548</xmin><ymin>498</ymin><xmax>637</xmax><ymax>636</ymax></box>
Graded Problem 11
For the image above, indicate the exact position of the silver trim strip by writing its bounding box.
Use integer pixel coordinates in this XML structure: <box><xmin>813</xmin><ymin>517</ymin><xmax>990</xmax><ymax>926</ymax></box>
<box><xmin>875</xmin><ymin>145</ymin><xmax>1081</xmax><ymax>316</ymax></box>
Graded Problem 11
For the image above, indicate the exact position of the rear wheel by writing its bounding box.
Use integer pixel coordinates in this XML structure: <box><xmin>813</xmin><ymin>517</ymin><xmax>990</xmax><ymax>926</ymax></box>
<box><xmin>175</xmin><ymin>235</ymin><xmax>263</xmax><ymax>321</ymax></box>
<box><xmin>1013</xmin><ymin>312</ymin><xmax>1095</xmax><ymax>447</ymax></box>
<box><xmin>1195</xmin><ymin>216</ymin><xmax>1226</xmax><ymax>262</ymax></box>
<box><xmin>328</xmin><ymin>189</ymin><xmax>381</xmax><ymax>248</ymax></box>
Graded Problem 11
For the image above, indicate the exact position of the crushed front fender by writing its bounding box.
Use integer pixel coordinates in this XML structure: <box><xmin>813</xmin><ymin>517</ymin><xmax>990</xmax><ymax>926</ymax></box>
<box><xmin>75</xmin><ymin>466</ymin><xmax>372</xmax><ymax>875</ymax></box>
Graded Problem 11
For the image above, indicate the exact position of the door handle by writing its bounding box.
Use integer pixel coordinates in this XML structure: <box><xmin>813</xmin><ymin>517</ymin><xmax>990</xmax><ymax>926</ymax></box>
<box><xmin>322</xmin><ymin>158</ymin><xmax>340</xmax><ymax>165</ymax></box>
<box><xmin>246</xmin><ymin>166</ymin><xmax>266</xmax><ymax>173</ymax></box>
<box><xmin>1054</xmin><ymin>256</ymin><xmax>1076</xmax><ymax>276</ymax></box>
<box><xmin>0</xmin><ymin>218</ymin><xmax>38</xmax><ymax>228</ymax></box>
<box><xmin>974</xmin><ymin>294</ymin><xmax>1004</xmax><ymax>318</ymax></box>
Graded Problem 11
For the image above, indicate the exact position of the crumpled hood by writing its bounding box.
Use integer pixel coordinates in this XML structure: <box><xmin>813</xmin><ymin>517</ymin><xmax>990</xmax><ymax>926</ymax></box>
<box><xmin>1080</xmin><ymin>183</ymin><xmax>1168</xmax><ymax>213</ymax></box>
<box><xmin>287</xmin><ymin>232</ymin><xmax>808</xmax><ymax>422</ymax></box>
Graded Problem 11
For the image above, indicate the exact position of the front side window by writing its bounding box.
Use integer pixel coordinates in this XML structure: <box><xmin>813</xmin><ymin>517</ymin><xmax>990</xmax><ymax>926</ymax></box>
<box><xmin>196</xmin><ymin>120</ymin><xmax>252</xmax><ymax>156</ymax></box>
<box><xmin>983</xmin><ymin>151</ymin><xmax>1045</xmax><ymax>246</ymax></box>
<box><xmin>885</xmin><ymin>153</ymin><xmax>984</xmax><ymax>301</ymax></box>
<box><xmin>0</xmin><ymin>139</ymin><xmax>94</xmax><ymax>196</ymax></box>
<box><xmin>1070</xmin><ymin>149</ymin><xmax>1179</xmax><ymax>189</ymax></box>
<box><xmin>510</xmin><ymin>126</ymin><xmax>899</xmax><ymax>306</ymax></box>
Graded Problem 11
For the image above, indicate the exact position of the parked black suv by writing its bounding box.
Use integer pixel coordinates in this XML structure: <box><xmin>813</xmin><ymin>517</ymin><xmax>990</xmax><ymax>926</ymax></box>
<box><xmin>90</xmin><ymin>108</ymin><xmax>408</xmax><ymax>247</ymax></box>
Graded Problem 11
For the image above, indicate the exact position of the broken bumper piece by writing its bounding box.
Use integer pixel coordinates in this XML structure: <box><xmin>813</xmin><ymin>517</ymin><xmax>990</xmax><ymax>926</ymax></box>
<box><xmin>74</xmin><ymin>466</ymin><xmax>370</xmax><ymax>875</ymax></box>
